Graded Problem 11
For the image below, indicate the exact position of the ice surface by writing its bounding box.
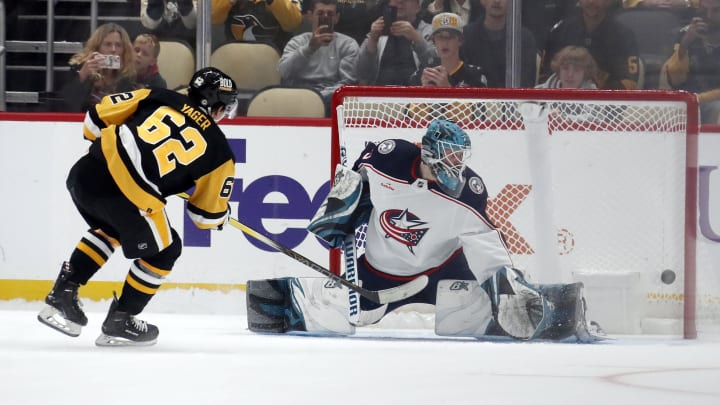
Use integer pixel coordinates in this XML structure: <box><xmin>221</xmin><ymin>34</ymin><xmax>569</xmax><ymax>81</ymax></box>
<box><xmin>2</xmin><ymin>305</ymin><xmax>720</xmax><ymax>405</ymax></box>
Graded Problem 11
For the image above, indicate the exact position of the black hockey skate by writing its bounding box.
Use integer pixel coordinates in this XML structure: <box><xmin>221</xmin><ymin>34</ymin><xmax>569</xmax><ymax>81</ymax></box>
<box><xmin>37</xmin><ymin>261</ymin><xmax>88</xmax><ymax>337</ymax></box>
<box><xmin>95</xmin><ymin>292</ymin><xmax>159</xmax><ymax>346</ymax></box>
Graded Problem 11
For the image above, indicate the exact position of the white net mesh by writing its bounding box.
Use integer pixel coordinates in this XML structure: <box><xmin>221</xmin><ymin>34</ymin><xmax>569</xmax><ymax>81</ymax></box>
<box><xmin>332</xmin><ymin>87</ymin><xmax>717</xmax><ymax>336</ymax></box>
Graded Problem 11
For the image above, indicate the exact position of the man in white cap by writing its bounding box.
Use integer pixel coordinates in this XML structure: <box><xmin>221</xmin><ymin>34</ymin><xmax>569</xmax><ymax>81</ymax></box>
<box><xmin>410</xmin><ymin>12</ymin><xmax>487</xmax><ymax>87</ymax></box>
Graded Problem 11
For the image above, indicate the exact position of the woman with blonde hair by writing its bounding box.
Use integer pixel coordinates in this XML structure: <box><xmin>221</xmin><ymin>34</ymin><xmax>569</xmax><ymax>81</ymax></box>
<box><xmin>536</xmin><ymin>46</ymin><xmax>598</xmax><ymax>89</ymax></box>
<box><xmin>59</xmin><ymin>23</ymin><xmax>138</xmax><ymax>111</ymax></box>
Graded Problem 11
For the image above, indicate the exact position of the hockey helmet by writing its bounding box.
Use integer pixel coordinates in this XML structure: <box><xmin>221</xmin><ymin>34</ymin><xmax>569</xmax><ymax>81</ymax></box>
<box><xmin>188</xmin><ymin>67</ymin><xmax>239</xmax><ymax>121</ymax></box>
<box><xmin>421</xmin><ymin>119</ymin><xmax>471</xmax><ymax>198</ymax></box>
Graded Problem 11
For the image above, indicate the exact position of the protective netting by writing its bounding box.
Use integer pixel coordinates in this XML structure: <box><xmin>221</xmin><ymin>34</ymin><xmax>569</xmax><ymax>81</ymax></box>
<box><xmin>340</xmin><ymin>97</ymin><xmax>688</xmax><ymax>133</ymax></box>
<box><xmin>333</xmin><ymin>88</ymin><xmax>717</xmax><ymax>335</ymax></box>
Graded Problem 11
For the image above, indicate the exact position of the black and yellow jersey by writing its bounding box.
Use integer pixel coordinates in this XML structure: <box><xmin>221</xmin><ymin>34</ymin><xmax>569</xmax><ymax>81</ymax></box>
<box><xmin>82</xmin><ymin>88</ymin><xmax>235</xmax><ymax>230</ymax></box>
<box><xmin>541</xmin><ymin>15</ymin><xmax>639</xmax><ymax>90</ymax></box>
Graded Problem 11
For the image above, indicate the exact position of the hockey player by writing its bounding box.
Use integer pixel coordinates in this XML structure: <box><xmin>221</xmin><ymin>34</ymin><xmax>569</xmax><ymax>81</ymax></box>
<box><xmin>248</xmin><ymin>118</ymin><xmax>597</xmax><ymax>341</ymax></box>
<box><xmin>38</xmin><ymin>67</ymin><xmax>239</xmax><ymax>346</ymax></box>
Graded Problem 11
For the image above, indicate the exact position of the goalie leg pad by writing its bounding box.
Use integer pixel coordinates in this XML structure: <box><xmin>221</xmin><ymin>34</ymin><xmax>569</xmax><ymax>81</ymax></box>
<box><xmin>530</xmin><ymin>282</ymin><xmax>588</xmax><ymax>341</ymax></box>
<box><xmin>434</xmin><ymin>280</ymin><xmax>493</xmax><ymax>337</ymax></box>
<box><xmin>246</xmin><ymin>277</ymin><xmax>355</xmax><ymax>335</ymax></box>
<box><xmin>430</xmin><ymin>269</ymin><xmax>595</xmax><ymax>341</ymax></box>
<box><xmin>489</xmin><ymin>267</ymin><xmax>591</xmax><ymax>341</ymax></box>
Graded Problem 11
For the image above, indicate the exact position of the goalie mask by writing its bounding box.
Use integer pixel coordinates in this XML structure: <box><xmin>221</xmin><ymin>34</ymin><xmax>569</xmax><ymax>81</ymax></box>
<box><xmin>421</xmin><ymin>119</ymin><xmax>471</xmax><ymax>198</ymax></box>
<box><xmin>188</xmin><ymin>67</ymin><xmax>239</xmax><ymax>122</ymax></box>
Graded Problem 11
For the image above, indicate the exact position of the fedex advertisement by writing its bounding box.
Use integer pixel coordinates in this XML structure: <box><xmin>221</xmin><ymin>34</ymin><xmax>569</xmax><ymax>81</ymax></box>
<box><xmin>0</xmin><ymin>115</ymin><xmax>718</xmax><ymax>317</ymax></box>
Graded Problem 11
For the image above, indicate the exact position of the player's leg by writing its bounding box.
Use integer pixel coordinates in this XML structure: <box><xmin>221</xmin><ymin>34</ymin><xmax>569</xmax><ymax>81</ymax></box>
<box><xmin>95</xmin><ymin>210</ymin><xmax>181</xmax><ymax>346</ymax></box>
<box><xmin>38</xmin><ymin>229</ymin><xmax>119</xmax><ymax>337</ymax></box>
<box><xmin>39</xmin><ymin>155</ymin><xmax>120</xmax><ymax>337</ymax></box>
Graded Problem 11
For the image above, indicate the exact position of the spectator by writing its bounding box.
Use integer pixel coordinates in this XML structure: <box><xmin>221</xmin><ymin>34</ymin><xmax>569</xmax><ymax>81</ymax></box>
<box><xmin>59</xmin><ymin>23</ymin><xmax>138</xmax><ymax>112</ymax></box>
<box><xmin>460</xmin><ymin>0</ymin><xmax>538</xmax><ymax>88</ymax></box>
<box><xmin>423</xmin><ymin>0</ymin><xmax>484</xmax><ymax>25</ymax></box>
<box><xmin>356</xmin><ymin>0</ymin><xmax>436</xmax><ymax>85</ymax></box>
<box><xmin>623</xmin><ymin>0</ymin><xmax>698</xmax><ymax>8</ymax></box>
<box><xmin>212</xmin><ymin>0</ymin><xmax>303</xmax><ymax>52</ymax></box>
<box><xmin>140</xmin><ymin>0</ymin><xmax>197</xmax><ymax>45</ymax></box>
<box><xmin>279</xmin><ymin>0</ymin><xmax>359</xmax><ymax>113</ymax></box>
<box><xmin>541</xmin><ymin>0</ymin><xmax>640</xmax><ymax>90</ymax></box>
<box><xmin>535</xmin><ymin>45</ymin><xmax>599</xmax><ymax>88</ymax></box>
<box><xmin>661</xmin><ymin>0</ymin><xmax>720</xmax><ymax>123</ymax></box>
<box><xmin>522</xmin><ymin>0</ymin><xmax>579</xmax><ymax>49</ymax></box>
<box><xmin>410</xmin><ymin>12</ymin><xmax>487</xmax><ymax>86</ymax></box>
<box><xmin>134</xmin><ymin>34</ymin><xmax>168</xmax><ymax>89</ymax></box>
<box><xmin>333</xmin><ymin>0</ymin><xmax>381</xmax><ymax>45</ymax></box>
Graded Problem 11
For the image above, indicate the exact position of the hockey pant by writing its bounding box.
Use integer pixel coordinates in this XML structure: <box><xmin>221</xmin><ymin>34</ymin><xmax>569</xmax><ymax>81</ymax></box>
<box><xmin>64</xmin><ymin>153</ymin><xmax>181</xmax><ymax>314</ymax></box>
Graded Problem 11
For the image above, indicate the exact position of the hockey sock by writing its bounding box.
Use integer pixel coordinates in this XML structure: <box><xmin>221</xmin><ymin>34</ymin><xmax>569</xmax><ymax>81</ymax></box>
<box><xmin>67</xmin><ymin>229</ymin><xmax>117</xmax><ymax>285</ymax></box>
<box><xmin>118</xmin><ymin>259</ymin><xmax>172</xmax><ymax>315</ymax></box>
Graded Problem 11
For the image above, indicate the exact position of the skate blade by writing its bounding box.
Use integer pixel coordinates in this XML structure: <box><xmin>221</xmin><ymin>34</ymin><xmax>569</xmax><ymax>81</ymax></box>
<box><xmin>95</xmin><ymin>334</ymin><xmax>157</xmax><ymax>347</ymax></box>
<box><xmin>37</xmin><ymin>305</ymin><xmax>82</xmax><ymax>337</ymax></box>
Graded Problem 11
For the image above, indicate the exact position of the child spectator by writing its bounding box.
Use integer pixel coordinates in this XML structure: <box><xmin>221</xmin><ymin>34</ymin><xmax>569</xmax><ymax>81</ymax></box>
<box><xmin>410</xmin><ymin>12</ymin><xmax>487</xmax><ymax>87</ymax></box>
<box><xmin>134</xmin><ymin>34</ymin><xmax>168</xmax><ymax>89</ymax></box>
<box><xmin>536</xmin><ymin>45</ymin><xmax>598</xmax><ymax>88</ymax></box>
<box><xmin>541</xmin><ymin>0</ymin><xmax>639</xmax><ymax>90</ymax></box>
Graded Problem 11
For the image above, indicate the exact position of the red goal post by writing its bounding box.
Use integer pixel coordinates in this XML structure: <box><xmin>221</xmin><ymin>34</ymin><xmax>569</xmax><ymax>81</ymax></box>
<box><xmin>329</xmin><ymin>86</ymin><xmax>700</xmax><ymax>338</ymax></box>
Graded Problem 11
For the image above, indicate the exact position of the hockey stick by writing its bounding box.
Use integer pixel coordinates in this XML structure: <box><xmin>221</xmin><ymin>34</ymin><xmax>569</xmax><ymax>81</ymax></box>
<box><xmin>177</xmin><ymin>192</ymin><xmax>428</xmax><ymax>304</ymax></box>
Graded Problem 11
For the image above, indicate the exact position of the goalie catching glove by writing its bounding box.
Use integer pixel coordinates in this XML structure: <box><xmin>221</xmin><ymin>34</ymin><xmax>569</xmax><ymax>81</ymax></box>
<box><xmin>307</xmin><ymin>165</ymin><xmax>372</xmax><ymax>248</ymax></box>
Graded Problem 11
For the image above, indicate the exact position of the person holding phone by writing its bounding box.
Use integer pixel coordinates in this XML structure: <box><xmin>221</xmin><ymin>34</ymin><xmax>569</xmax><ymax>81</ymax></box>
<box><xmin>409</xmin><ymin>12</ymin><xmax>487</xmax><ymax>87</ymax></box>
<box><xmin>58</xmin><ymin>23</ymin><xmax>139</xmax><ymax>112</ymax></box>
<box><xmin>278</xmin><ymin>0</ymin><xmax>360</xmax><ymax>115</ymax></box>
<box><xmin>661</xmin><ymin>0</ymin><xmax>720</xmax><ymax>123</ymax></box>
<box><xmin>356</xmin><ymin>0</ymin><xmax>435</xmax><ymax>85</ymax></box>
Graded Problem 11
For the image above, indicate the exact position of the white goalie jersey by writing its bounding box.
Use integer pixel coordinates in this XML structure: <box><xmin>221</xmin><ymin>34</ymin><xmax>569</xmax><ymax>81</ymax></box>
<box><xmin>352</xmin><ymin>139</ymin><xmax>514</xmax><ymax>284</ymax></box>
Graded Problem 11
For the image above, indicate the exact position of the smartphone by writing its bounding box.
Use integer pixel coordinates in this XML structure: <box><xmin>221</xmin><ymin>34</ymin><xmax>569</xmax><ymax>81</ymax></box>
<box><xmin>382</xmin><ymin>5</ymin><xmax>398</xmax><ymax>36</ymax></box>
<box><xmin>427</xmin><ymin>56</ymin><xmax>441</xmax><ymax>67</ymax></box>
<box><xmin>318</xmin><ymin>15</ymin><xmax>334</xmax><ymax>34</ymax></box>
<box><xmin>99</xmin><ymin>54</ymin><xmax>121</xmax><ymax>69</ymax></box>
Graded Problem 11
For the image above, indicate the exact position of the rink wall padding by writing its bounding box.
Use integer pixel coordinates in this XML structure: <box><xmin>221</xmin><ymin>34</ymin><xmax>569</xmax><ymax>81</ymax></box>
<box><xmin>0</xmin><ymin>114</ymin><xmax>332</xmax><ymax>301</ymax></box>
<box><xmin>1</xmin><ymin>114</ymin><xmax>719</xmax><ymax>312</ymax></box>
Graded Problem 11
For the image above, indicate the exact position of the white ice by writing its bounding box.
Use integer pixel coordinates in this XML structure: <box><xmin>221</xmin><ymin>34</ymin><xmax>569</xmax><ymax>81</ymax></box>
<box><xmin>2</xmin><ymin>298</ymin><xmax>720</xmax><ymax>405</ymax></box>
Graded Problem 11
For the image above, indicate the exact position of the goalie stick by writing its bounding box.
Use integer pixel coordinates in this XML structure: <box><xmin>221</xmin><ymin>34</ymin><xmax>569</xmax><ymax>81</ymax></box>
<box><xmin>177</xmin><ymin>192</ymin><xmax>428</xmax><ymax>304</ymax></box>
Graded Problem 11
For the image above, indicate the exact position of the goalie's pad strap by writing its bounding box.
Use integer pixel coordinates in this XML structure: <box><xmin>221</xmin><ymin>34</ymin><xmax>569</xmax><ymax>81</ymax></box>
<box><xmin>246</xmin><ymin>277</ymin><xmax>355</xmax><ymax>335</ymax></box>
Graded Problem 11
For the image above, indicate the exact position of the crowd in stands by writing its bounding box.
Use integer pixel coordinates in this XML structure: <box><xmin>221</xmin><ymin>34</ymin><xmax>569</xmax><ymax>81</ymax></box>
<box><xmin>2</xmin><ymin>0</ymin><xmax>720</xmax><ymax>123</ymax></box>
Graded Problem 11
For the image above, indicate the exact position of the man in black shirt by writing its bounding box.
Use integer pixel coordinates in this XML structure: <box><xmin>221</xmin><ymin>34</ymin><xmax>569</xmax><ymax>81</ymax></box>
<box><xmin>460</xmin><ymin>0</ymin><xmax>538</xmax><ymax>88</ymax></box>
<box><xmin>540</xmin><ymin>0</ymin><xmax>640</xmax><ymax>89</ymax></box>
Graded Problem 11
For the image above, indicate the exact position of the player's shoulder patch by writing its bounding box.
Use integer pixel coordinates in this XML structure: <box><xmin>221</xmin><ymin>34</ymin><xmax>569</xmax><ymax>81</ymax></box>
<box><xmin>468</xmin><ymin>176</ymin><xmax>485</xmax><ymax>195</ymax></box>
<box><xmin>377</xmin><ymin>139</ymin><xmax>396</xmax><ymax>154</ymax></box>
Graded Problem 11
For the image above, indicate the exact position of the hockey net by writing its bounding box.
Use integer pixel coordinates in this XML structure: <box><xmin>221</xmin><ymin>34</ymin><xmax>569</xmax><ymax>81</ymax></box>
<box><xmin>329</xmin><ymin>86</ymin><xmax>713</xmax><ymax>338</ymax></box>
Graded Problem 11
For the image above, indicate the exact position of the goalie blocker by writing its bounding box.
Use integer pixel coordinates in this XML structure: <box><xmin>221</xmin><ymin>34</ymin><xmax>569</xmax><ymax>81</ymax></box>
<box><xmin>246</xmin><ymin>268</ymin><xmax>602</xmax><ymax>342</ymax></box>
